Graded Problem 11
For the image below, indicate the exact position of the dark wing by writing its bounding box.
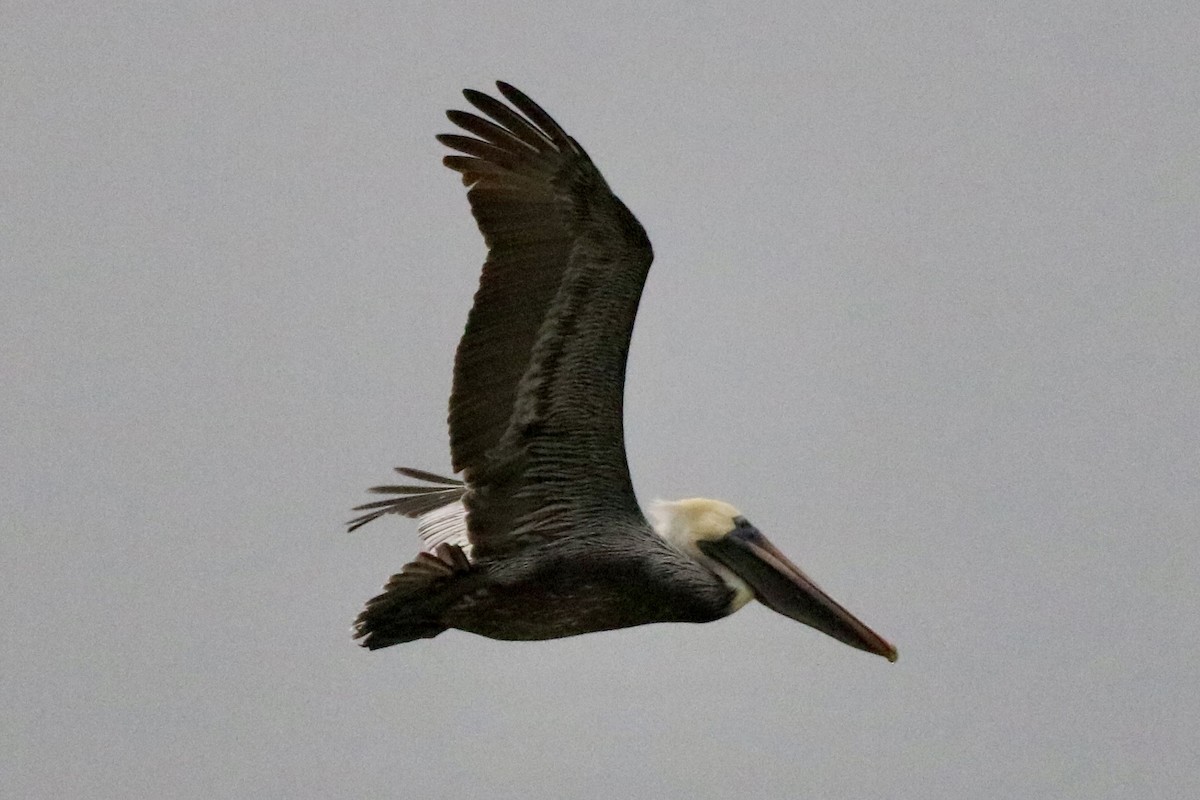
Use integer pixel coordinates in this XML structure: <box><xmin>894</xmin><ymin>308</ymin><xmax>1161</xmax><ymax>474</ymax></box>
<box><xmin>347</xmin><ymin>467</ymin><xmax>464</xmax><ymax>533</ymax></box>
<box><xmin>440</xmin><ymin>82</ymin><xmax>654</xmax><ymax>558</ymax></box>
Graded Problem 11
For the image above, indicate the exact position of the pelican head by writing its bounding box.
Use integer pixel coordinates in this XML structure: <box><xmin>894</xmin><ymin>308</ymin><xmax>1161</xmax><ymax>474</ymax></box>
<box><xmin>650</xmin><ymin>499</ymin><xmax>898</xmax><ymax>661</ymax></box>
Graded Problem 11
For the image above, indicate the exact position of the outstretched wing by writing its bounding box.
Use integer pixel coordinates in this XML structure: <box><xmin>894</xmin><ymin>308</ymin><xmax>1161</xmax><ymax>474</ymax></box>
<box><xmin>440</xmin><ymin>82</ymin><xmax>655</xmax><ymax>558</ymax></box>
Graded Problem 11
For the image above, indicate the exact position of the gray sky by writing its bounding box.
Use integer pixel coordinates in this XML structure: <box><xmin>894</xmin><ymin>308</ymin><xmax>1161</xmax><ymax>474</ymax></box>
<box><xmin>5</xmin><ymin>3</ymin><xmax>1198</xmax><ymax>798</ymax></box>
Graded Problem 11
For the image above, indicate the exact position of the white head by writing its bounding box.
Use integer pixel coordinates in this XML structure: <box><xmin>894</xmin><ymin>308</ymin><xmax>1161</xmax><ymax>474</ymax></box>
<box><xmin>648</xmin><ymin>497</ymin><xmax>898</xmax><ymax>662</ymax></box>
<box><xmin>650</xmin><ymin>498</ymin><xmax>755</xmax><ymax>612</ymax></box>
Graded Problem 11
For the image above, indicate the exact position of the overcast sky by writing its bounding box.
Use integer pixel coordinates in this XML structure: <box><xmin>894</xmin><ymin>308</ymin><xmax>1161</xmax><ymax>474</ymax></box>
<box><xmin>5</xmin><ymin>3</ymin><xmax>1198</xmax><ymax>799</ymax></box>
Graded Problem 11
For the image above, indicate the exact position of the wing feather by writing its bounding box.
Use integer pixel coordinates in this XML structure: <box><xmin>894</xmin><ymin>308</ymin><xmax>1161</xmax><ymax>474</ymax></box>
<box><xmin>442</xmin><ymin>83</ymin><xmax>654</xmax><ymax>557</ymax></box>
<box><xmin>461</xmin><ymin>90</ymin><xmax>555</xmax><ymax>149</ymax></box>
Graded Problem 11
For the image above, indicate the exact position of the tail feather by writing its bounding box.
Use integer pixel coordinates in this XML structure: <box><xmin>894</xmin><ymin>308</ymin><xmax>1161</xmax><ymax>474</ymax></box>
<box><xmin>353</xmin><ymin>543</ymin><xmax>472</xmax><ymax>649</ymax></box>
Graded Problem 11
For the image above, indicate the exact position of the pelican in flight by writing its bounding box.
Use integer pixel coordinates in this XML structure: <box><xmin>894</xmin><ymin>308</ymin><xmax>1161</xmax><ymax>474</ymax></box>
<box><xmin>349</xmin><ymin>82</ymin><xmax>897</xmax><ymax>661</ymax></box>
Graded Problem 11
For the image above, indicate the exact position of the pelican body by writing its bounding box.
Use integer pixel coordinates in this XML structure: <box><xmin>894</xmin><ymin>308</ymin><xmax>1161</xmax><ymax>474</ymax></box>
<box><xmin>350</xmin><ymin>83</ymin><xmax>897</xmax><ymax>662</ymax></box>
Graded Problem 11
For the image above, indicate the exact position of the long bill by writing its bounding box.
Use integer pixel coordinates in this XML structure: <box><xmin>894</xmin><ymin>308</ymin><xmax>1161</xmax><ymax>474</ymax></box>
<box><xmin>699</xmin><ymin>527</ymin><xmax>898</xmax><ymax>662</ymax></box>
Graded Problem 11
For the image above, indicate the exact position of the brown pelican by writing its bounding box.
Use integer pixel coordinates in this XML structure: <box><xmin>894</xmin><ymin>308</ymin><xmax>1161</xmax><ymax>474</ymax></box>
<box><xmin>349</xmin><ymin>82</ymin><xmax>897</xmax><ymax>662</ymax></box>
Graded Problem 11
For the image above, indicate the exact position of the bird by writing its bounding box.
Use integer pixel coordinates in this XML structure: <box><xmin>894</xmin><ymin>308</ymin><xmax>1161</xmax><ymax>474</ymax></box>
<box><xmin>348</xmin><ymin>81</ymin><xmax>897</xmax><ymax>662</ymax></box>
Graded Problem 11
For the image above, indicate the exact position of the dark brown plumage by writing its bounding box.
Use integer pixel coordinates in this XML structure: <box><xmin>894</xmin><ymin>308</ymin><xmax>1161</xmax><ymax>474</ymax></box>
<box><xmin>350</xmin><ymin>82</ymin><xmax>697</xmax><ymax>647</ymax></box>
<box><xmin>347</xmin><ymin>84</ymin><xmax>897</xmax><ymax>662</ymax></box>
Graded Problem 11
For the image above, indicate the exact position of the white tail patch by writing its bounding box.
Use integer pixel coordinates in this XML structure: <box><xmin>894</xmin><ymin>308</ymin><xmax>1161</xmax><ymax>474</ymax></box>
<box><xmin>417</xmin><ymin>500</ymin><xmax>472</xmax><ymax>561</ymax></box>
